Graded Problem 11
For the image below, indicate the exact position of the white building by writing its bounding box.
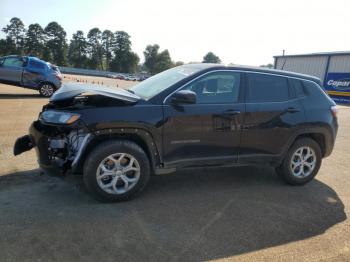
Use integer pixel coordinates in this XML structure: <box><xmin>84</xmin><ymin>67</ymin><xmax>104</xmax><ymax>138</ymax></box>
<box><xmin>274</xmin><ymin>51</ymin><xmax>350</xmax><ymax>104</ymax></box>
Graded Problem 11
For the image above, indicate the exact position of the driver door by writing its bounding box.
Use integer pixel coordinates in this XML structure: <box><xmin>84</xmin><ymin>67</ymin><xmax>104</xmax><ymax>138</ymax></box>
<box><xmin>162</xmin><ymin>71</ymin><xmax>245</xmax><ymax>168</ymax></box>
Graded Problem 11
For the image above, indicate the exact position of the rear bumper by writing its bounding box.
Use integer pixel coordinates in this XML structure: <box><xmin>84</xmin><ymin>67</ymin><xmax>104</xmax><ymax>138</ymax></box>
<box><xmin>324</xmin><ymin>122</ymin><xmax>338</xmax><ymax>158</ymax></box>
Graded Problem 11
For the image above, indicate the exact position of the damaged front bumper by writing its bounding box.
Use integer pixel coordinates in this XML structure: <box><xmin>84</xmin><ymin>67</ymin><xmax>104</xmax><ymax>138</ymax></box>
<box><xmin>14</xmin><ymin>120</ymin><xmax>92</xmax><ymax>175</ymax></box>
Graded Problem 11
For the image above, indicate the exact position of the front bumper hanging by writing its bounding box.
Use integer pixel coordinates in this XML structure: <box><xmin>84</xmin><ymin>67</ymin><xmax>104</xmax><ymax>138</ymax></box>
<box><xmin>14</xmin><ymin>135</ymin><xmax>35</xmax><ymax>156</ymax></box>
<box><xmin>13</xmin><ymin>120</ymin><xmax>92</xmax><ymax>175</ymax></box>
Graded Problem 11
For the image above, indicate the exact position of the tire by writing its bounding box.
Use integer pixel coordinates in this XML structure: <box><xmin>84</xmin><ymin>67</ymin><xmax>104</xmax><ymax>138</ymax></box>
<box><xmin>83</xmin><ymin>140</ymin><xmax>150</xmax><ymax>202</ymax></box>
<box><xmin>277</xmin><ymin>137</ymin><xmax>322</xmax><ymax>185</ymax></box>
<box><xmin>39</xmin><ymin>83</ymin><xmax>55</xmax><ymax>97</ymax></box>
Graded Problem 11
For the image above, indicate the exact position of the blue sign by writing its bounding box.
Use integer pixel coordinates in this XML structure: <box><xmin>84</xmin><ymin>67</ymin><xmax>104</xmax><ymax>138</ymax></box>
<box><xmin>324</xmin><ymin>72</ymin><xmax>350</xmax><ymax>104</ymax></box>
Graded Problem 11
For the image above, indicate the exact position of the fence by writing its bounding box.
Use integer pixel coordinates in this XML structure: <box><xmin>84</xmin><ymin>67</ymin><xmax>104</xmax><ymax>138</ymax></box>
<box><xmin>58</xmin><ymin>66</ymin><xmax>122</xmax><ymax>77</ymax></box>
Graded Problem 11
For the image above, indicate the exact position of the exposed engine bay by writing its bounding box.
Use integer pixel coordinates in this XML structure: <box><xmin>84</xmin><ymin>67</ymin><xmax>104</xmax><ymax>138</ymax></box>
<box><xmin>14</xmin><ymin>83</ymin><xmax>141</xmax><ymax>174</ymax></box>
<box><xmin>47</xmin><ymin>128</ymin><xmax>91</xmax><ymax>172</ymax></box>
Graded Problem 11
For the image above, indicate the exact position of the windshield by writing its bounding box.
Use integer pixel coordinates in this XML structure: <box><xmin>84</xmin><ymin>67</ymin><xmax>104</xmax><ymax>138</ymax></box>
<box><xmin>130</xmin><ymin>65</ymin><xmax>206</xmax><ymax>100</ymax></box>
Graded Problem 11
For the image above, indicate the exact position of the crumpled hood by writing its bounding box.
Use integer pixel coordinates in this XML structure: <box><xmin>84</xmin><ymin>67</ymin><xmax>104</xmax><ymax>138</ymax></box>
<box><xmin>50</xmin><ymin>83</ymin><xmax>140</xmax><ymax>103</ymax></box>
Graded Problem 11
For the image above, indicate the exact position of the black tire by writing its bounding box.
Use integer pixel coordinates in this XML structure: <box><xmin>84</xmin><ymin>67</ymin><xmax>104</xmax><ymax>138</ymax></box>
<box><xmin>83</xmin><ymin>140</ymin><xmax>150</xmax><ymax>202</ymax></box>
<box><xmin>277</xmin><ymin>138</ymin><xmax>322</xmax><ymax>185</ymax></box>
<box><xmin>39</xmin><ymin>83</ymin><xmax>55</xmax><ymax>97</ymax></box>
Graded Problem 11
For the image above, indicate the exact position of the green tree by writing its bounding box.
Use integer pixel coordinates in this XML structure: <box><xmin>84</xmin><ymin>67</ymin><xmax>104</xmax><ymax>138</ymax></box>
<box><xmin>68</xmin><ymin>30</ymin><xmax>88</xmax><ymax>68</ymax></box>
<box><xmin>109</xmin><ymin>31</ymin><xmax>139</xmax><ymax>73</ymax></box>
<box><xmin>44</xmin><ymin>22</ymin><xmax>67</xmax><ymax>65</ymax></box>
<box><xmin>25</xmin><ymin>23</ymin><xmax>45</xmax><ymax>57</ymax></box>
<box><xmin>102</xmin><ymin>30</ymin><xmax>114</xmax><ymax>71</ymax></box>
<box><xmin>124</xmin><ymin>51</ymin><xmax>140</xmax><ymax>73</ymax></box>
<box><xmin>2</xmin><ymin>17</ymin><xmax>26</xmax><ymax>54</ymax></box>
<box><xmin>202</xmin><ymin>52</ymin><xmax>221</xmax><ymax>63</ymax></box>
<box><xmin>87</xmin><ymin>28</ymin><xmax>103</xmax><ymax>70</ymax></box>
<box><xmin>143</xmin><ymin>44</ymin><xmax>159</xmax><ymax>74</ymax></box>
<box><xmin>42</xmin><ymin>47</ymin><xmax>53</xmax><ymax>62</ymax></box>
<box><xmin>143</xmin><ymin>44</ymin><xmax>174</xmax><ymax>74</ymax></box>
<box><xmin>154</xmin><ymin>49</ymin><xmax>173</xmax><ymax>73</ymax></box>
<box><xmin>0</xmin><ymin>38</ymin><xmax>16</xmax><ymax>56</ymax></box>
<box><xmin>175</xmin><ymin>61</ymin><xmax>184</xmax><ymax>66</ymax></box>
<box><xmin>260</xmin><ymin>63</ymin><xmax>274</xmax><ymax>69</ymax></box>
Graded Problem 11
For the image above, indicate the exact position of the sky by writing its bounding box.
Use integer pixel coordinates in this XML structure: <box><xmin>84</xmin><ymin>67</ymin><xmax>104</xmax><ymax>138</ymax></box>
<box><xmin>0</xmin><ymin>0</ymin><xmax>349</xmax><ymax>66</ymax></box>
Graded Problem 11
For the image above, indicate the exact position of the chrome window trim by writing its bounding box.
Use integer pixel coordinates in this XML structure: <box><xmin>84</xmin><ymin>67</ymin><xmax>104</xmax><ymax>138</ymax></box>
<box><xmin>162</xmin><ymin>69</ymin><xmax>321</xmax><ymax>104</ymax></box>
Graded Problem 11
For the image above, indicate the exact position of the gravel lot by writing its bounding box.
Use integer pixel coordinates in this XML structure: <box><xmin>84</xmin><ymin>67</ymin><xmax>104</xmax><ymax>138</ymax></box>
<box><xmin>0</xmin><ymin>77</ymin><xmax>349</xmax><ymax>261</ymax></box>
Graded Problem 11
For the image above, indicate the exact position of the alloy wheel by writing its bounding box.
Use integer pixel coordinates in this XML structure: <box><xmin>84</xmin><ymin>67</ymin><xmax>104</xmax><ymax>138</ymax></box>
<box><xmin>40</xmin><ymin>84</ymin><xmax>54</xmax><ymax>97</ymax></box>
<box><xmin>290</xmin><ymin>146</ymin><xmax>316</xmax><ymax>178</ymax></box>
<box><xmin>96</xmin><ymin>153</ymin><xmax>141</xmax><ymax>194</ymax></box>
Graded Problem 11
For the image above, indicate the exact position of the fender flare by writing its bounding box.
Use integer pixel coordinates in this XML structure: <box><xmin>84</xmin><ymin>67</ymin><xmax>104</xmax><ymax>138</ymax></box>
<box><xmin>72</xmin><ymin>127</ymin><xmax>162</xmax><ymax>173</ymax></box>
<box><xmin>280</xmin><ymin>125</ymin><xmax>334</xmax><ymax>161</ymax></box>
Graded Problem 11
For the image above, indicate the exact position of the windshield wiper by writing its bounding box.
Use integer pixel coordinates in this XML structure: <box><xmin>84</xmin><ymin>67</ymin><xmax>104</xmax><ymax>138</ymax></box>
<box><xmin>127</xmin><ymin>89</ymin><xmax>135</xmax><ymax>94</ymax></box>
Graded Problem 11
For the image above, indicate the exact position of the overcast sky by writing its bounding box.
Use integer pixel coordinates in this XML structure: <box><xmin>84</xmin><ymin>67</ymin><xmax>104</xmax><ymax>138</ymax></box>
<box><xmin>0</xmin><ymin>0</ymin><xmax>349</xmax><ymax>65</ymax></box>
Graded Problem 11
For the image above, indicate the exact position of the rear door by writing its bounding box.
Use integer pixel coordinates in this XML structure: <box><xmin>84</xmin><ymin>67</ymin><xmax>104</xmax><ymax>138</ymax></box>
<box><xmin>162</xmin><ymin>71</ymin><xmax>245</xmax><ymax>167</ymax></box>
<box><xmin>22</xmin><ymin>59</ymin><xmax>47</xmax><ymax>88</ymax></box>
<box><xmin>239</xmin><ymin>72</ymin><xmax>305</xmax><ymax>164</ymax></box>
<box><xmin>0</xmin><ymin>57</ymin><xmax>24</xmax><ymax>83</ymax></box>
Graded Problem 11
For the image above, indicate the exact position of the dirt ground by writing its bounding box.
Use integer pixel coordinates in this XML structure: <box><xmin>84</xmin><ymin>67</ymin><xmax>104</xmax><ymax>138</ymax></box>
<box><xmin>62</xmin><ymin>74</ymin><xmax>137</xmax><ymax>89</ymax></box>
<box><xmin>0</xmin><ymin>76</ymin><xmax>349</xmax><ymax>261</ymax></box>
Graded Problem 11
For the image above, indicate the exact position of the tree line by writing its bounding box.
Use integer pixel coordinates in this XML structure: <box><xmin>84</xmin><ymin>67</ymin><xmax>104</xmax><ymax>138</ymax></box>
<box><xmin>0</xmin><ymin>17</ymin><xmax>222</xmax><ymax>74</ymax></box>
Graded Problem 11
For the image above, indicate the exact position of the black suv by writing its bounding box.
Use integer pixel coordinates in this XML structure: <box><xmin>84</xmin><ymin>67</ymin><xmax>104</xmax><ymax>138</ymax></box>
<box><xmin>14</xmin><ymin>64</ymin><xmax>338</xmax><ymax>202</ymax></box>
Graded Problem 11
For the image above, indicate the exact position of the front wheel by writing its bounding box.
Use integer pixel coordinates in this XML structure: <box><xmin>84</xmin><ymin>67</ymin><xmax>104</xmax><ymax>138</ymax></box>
<box><xmin>83</xmin><ymin>140</ymin><xmax>150</xmax><ymax>202</ymax></box>
<box><xmin>277</xmin><ymin>138</ymin><xmax>322</xmax><ymax>185</ymax></box>
<box><xmin>39</xmin><ymin>83</ymin><xmax>55</xmax><ymax>97</ymax></box>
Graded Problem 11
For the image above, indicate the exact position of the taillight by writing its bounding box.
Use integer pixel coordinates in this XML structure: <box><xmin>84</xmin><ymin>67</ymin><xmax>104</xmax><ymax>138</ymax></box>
<box><xmin>331</xmin><ymin>105</ymin><xmax>338</xmax><ymax>118</ymax></box>
<box><xmin>55</xmin><ymin>74</ymin><xmax>62</xmax><ymax>81</ymax></box>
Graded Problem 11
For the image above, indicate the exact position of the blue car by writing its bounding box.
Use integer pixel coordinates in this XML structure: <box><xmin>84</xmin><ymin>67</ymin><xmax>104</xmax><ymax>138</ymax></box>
<box><xmin>0</xmin><ymin>55</ymin><xmax>62</xmax><ymax>97</ymax></box>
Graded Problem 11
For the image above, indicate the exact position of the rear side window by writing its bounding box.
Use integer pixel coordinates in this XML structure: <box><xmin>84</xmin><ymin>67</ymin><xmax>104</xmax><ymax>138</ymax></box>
<box><xmin>3</xmin><ymin>57</ymin><xmax>24</xmax><ymax>67</ymax></box>
<box><xmin>290</xmin><ymin>79</ymin><xmax>306</xmax><ymax>97</ymax></box>
<box><xmin>247</xmin><ymin>73</ymin><xmax>290</xmax><ymax>102</ymax></box>
<box><xmin>30</xmin><ymin>60</ymin><xmax>47</xmax><ymax>70</ymax></box>
<box><xmin>302</xmin><ymin>80</ymin><xmax>334</xmax><ymax>103</ymax></box>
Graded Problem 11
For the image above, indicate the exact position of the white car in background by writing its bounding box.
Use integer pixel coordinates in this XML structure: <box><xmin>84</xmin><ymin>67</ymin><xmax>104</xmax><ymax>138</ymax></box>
<box><xmin>125</xmin><ymin>75</ymin><xmax>138</xmax><ymax>81</ymax></box>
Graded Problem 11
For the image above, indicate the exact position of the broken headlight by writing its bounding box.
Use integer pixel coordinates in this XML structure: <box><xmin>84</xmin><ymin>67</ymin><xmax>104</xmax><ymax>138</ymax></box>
<box><xmin>40</xmin><ymin>110</ymin><xmax>80</xmax><ymax>125</ymax></box>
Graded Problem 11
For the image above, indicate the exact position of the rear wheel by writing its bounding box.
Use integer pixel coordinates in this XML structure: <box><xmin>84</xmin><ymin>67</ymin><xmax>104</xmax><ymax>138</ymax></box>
<box><xmin>83</xmin><ymin>140</ymin><xmax>150</xmax><ymax>202</ymax></box>
<box><xmin>39</xmin><ymin>83</ymin><xmax>55</xmax><ymax>97</ymax></box>
<box><xmin>277</xmin><ymin>138</ymin><xmax>322</xmax><ymax>185</ymax></box>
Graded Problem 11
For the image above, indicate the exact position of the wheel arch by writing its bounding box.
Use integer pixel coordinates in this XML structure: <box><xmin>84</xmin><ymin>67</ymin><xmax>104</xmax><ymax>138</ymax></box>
<box><xmin>39</xmin><ymin>81</ymin><xmax>57</xmax><ymax>89</ymax></box>
<box><xmin>74</xmin><ymin>129</ymin><xmax>161</xmax><ymax>174</ymax></box>
<box><xmin>284</xmin><ymin>127</ymin><xmax>333</xmax><ymax>160</ymax></box>
<box><xmin>293</xmin><ymin>133</ymin><xmax>326</xmax><ymax>156</ymax></box>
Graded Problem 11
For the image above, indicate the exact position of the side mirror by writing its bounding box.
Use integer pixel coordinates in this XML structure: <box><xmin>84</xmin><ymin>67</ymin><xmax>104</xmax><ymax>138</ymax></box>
<box><xmin>171</xmin><ymin>90</ymin><xmax>196</xmax><ymax>104</ymax></box>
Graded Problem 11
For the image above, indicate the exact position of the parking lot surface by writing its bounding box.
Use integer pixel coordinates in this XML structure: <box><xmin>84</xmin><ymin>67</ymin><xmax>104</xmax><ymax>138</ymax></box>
<box><xmin>0</xmin><ymin>79</ymin><xmax>349</xmax><ymax>261</ymax></box>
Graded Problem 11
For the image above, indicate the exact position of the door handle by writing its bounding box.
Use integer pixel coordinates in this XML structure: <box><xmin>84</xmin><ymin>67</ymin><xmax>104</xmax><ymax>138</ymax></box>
<box><xmin>286</xmin><ymin>107</ymin><xmax>300</xmax><ymax>113</ymax></box>
<box><xmin>222</xmin><ymin>109</ymin><xmax>241</xmax><ymax>116</ymax></box>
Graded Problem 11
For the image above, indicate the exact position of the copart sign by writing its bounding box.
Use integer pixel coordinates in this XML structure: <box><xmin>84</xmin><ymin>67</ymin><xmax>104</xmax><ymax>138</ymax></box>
<box><xmin>325</xmin><ymin>73</ymin><xmax>350</xmax><ymax>104</ymax></box>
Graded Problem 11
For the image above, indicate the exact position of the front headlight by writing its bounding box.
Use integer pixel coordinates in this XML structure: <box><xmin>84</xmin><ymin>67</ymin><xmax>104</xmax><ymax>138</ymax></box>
<box><xmin>40</xmin><ymin>111</ymin><xmax>80</xmax><ymax>124</ymax></box>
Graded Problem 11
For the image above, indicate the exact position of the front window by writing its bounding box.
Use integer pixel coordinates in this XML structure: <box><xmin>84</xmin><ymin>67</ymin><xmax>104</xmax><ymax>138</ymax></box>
<box><xmin>130</xmin><ymin>65</ymin><xmax>208</xmax><ymax>100</ymax></box>
<box><xmin>182</xmin><ymin>71</ymin><xmax>241</xmax><ymax>104</ymax></box>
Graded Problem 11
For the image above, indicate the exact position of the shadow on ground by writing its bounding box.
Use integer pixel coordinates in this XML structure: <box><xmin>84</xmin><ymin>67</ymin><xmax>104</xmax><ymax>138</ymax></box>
<box><xmin>0</xmin><ymin>93</ymin><xmax>44</xmax><ymax>99</ymax></box>
<box><xmin>0</xmin><ymin>167</ymin><xmax>346</xmax><ymax>262</ymax></box>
